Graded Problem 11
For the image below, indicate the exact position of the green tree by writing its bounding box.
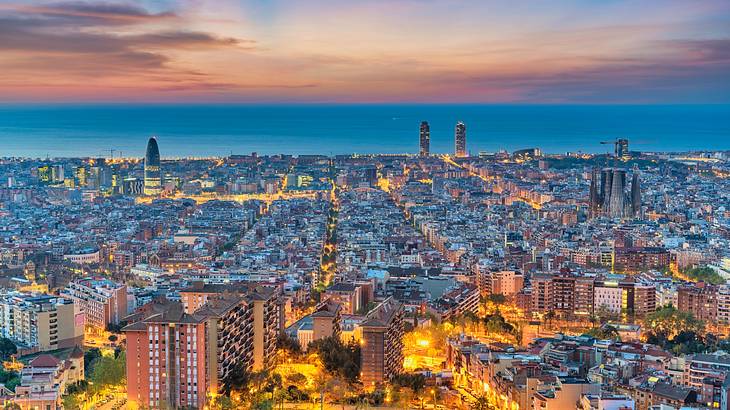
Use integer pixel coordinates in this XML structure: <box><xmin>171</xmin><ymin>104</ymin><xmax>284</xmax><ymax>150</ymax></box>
<box><xmin>276</xmin><ymin>332</ymin><xmax>302</xmax><ymax>356</ymax></box>
<box><xmin>488</xmin><ymin>293</ymin><xmax>507</xmax><ymax>305</ymax></box>
<box><xmin>308</xmin><ymin>336</ymin><xmax>361</xmax><ymax>383</ymax></box>
<box><xmin>682</xmin><ymin>266</ymin><xmax>725</xmax><ymax>285</ymax></box>
<box><xmin>0</xmin><ymin>338</ymin><xmax>17</xmax><ymax>361</ymax></box>
<box><xmin>483</xmin><ymin>311</ymin><xmax>516</xmax><ymax>337</ymax></box>
<box><xmin>645</xmin><ymin>305</ymin><xmax>704</xmax><ymax>339</ymax></box>
<box><xmin>84</xmin><ymin>347</ymin><xmax>102</xmax><ymax>373</ymax></box>
<box><xmin>89</xmin><ymin>350</ymin><xmax>126</xmax><ymax>391</ymax></box>
<box><xmin>585</xmin><ymin>324</ymin><xmax>621</xmax><ymax>341</ymax></box>
<box><xmin>222</xmin><ymin>361</ymin><xmax>252</xmax><ymax>395</ymax></box>
<box><xmin>62</xmin><ymin>393</ymin><xmax>84</xmax><ymax>410</ymax></box>
<box><xmin>0</xmin><ymin>368</ymin><xmax>20</xmax><ymax>392</ymax></box>
<box><xmin>210</xmin><ymin>394</ymin><xmax>235</xmax><ymax>410</ymax></box>
<box><xmin>392</xmin><ymin>372</ymin><xmax>426</xmax><ymax>408</ymax></box>
<box><xmin>4</xmin><ymin>403</ymin><xmax>22</xmax><ymax>410</ymax></box>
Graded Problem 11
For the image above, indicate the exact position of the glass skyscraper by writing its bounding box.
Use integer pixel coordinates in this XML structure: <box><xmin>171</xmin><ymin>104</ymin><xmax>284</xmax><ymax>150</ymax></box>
<box><xmin>419</xmin><ymin>121</ymin><xmax>430</xmax><ymax>156</ymax></box>
<box><xmin>455</xmin><ymin>121</ymin><xmax>467</xmax><ymax>157</ymax></box>
<box><xmin>144</xmin><ymin>137</ymin><xmax>162</xmax><ymax>195</ymax></box>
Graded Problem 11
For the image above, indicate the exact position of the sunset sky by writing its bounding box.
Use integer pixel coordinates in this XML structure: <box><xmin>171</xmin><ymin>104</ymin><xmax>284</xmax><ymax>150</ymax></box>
<box><xmin>1</xmin><ymin>0</ymin><xmax>729</xmax><ymax>103</ymax></box>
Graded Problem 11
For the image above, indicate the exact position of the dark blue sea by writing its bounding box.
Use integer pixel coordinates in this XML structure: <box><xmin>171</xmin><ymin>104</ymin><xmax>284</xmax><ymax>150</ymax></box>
<box><xmin>0</xmin><ymin>104</ymin><xmax>728</xmax><ymax>158</ymax></box>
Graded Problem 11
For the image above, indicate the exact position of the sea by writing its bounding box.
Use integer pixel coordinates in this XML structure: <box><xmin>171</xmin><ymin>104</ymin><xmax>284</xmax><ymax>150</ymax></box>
<box><xmin>0</xmin><ymin>104</ymin><xmax>728</xmax><ymax>158</ymax></box>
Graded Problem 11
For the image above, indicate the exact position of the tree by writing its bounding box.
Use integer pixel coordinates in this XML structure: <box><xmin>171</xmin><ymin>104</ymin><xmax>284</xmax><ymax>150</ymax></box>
<box><xmin>483</xmin><ymin>311</ymin><xmax>516</xmax><ymax>338</ymax></box>
<box><xmin>543</xmin><ymin>311</ymin><xmax>556</xmax><ymax>328</ymax></box>
<box><xmin>222</xmin><ymin>361</ymin><xmax>252</xmax><ymax>396</ymax></box>
<box><xmin>462</xmin><ymin>310</ymin><xmax>480</xmax><ymax>323</ymax></box>
<box><xmin>488</xmin><ymin>293</ymin><xmax>507</xmax><ymax>305</ymax></box>
<box><xmin>595</xmin><ymin>305</ymin><xmax>618</xmax><ymax>322</ymax></box>
<box><xmin>276</xmin><ymin>332</ymin><xmax>302</xmax><ymax>356</ymax></box>
<box><xmin>285</xmin><ymin>372</ymin><xmax>307</xmax><ymax>387</ymax></box>
<box><xmin>84</xmin><ymin>347</ymin><xmax>102</xmax><ymax>373</ymax></box>
<box><xmin>0</xmin><ymin>369</ymin><xmax>20</xmax><ymax>392</ymax></box>
<box><xmin>308</xmin><ymin>336</ymin><xmax>361</xmax><ymax>383</ymax></box>
<box><xmin>392</xmin><ymin>373</ymin><xmax>426</xmax><ymax>393</ymax></box>
<box><xmin>89</xmin><ymin>350</ymin><xmax>126</xmax><ymax>391</ymax></box>
<box><xmin>221</xmin><ymin>362</ymin><xmax>281</xmax><ymax>408</ymax></box>
<box><xmin>645</xmin><ymin>305</ymin><xmax>704</xmax><ymax>339</ymax></box>
<box><xmin>106</xmin><ymin>322</ymin><xmax>125</xmax><ymax>333</ymax></box>
<box><xmin>391</xmin><ymin>373</ymin><xmax>426</xmax><ymax>409</ymax></box>
<box><xmin>62</xmin><ymin>393</ymin><xmax>84</xmax><ymax>410</ymax></box>
<box><xmin>0</xmin><ymin>338</ymin><xmax>17</xmax><ymax>361</ymax></box>
<box><xmin>315</xmin><ymin>374</ymin><xmax>349</xmax><ymax>410</ymax></box>
<box><xmin>682</xmin><ymin>266</ymin><xmax>725</xmax><ymax>285</ymax></box>
<box><xmin>645</xmin><ymin>306</ymin><xmax>710</xmax><ymax>354</ymax></box>
<box><xmin>585</xmin><ymin>324</ymin><xmax>620</xmax><ymax>341</ymax></box>
<box><xmin>4</xmin><ymin>403</ymin><xmax>21</xmax><ymax>410</ymax></box>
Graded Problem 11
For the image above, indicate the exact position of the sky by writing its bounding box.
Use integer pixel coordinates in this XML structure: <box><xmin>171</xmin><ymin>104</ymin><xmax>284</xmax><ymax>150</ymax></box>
<box><xmin>0</xmin><ymin>0</ymin><xmax>729</xmax><ymax>103</ymax></box>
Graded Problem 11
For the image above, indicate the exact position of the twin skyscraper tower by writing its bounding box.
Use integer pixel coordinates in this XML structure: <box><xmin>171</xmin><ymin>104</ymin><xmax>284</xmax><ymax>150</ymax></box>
<box><xmin>419</xmin><ymin>121</ymin><xmax>467</xmax><ymax>157</ymax></box>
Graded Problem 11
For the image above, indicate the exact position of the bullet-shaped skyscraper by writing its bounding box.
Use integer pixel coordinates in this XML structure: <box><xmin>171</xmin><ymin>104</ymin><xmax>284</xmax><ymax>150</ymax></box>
<box><xmin>455</xmin><ymin>121</ymin><xmax>467</xmax><ymax>157</ymax></box>
<box><xmin>419</xmin><ymin>121</ymin><xmax>430</xmax><ymax>156</ymax></box>
<box><xmin>144</xmin><ymin>137</ymin><xmax>162</xmax><ymax>195</ymax></box>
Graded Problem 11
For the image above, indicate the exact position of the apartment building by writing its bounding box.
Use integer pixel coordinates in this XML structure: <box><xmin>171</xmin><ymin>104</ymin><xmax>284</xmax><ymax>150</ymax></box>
<box><xmin>0</xmin><ymin>292</ymin><xmax>83</xmax><ymax>352</ymax></box>
<box><xmin>530</xmin><ymin>273</ymin><xmax>657</xmax><ymax>319</ymax></box>
<box><xmin>61</xmin><ymin>277</ymin><xmax>128</xmax><ymax>331</ymax></box>
<box><xmin>360</xmin><ymin>297</ymin><xmax>404</xmax><ymax>387</ymax></box>
<box><xmin>180</xmin><ymin>281</ymin><xmax>281</xmax><ymax>370</ymax></box>
<box><xmin>191</xmin><ymin>295</ymin><xmax>253</xmax><ymax>395</ymax></box>
<box><xmin>613</xmin><ymin>247</ymin><xmax>670</xmax><ymax>273</ymax></box>
<box><xmin>322</xmin><ymin>282</ymin><xmax>363</xmax><ymax>315</ymax></box>
<box><xmin>124</xmin><ymin>285</ymin><xmax>282</xmax><ymax>409</ymax></box>
<box><xmin>533</xmin><ymin>377</ymin><xmax>600</xmax><ymax>410</ymax></box>
<box><xmin>678</xmin><ymin>283</ymin><xmax>718</xmax><ymax>323</ymax></box>
<box><xmin>9</xmin><ymin>348</ymin><xmax>84</xmax><ymax>410</ymax></box>
<box><xmin>124</xmin><ymin>305</ymin><xmax>208</xmax><ymax>409</ymax></box>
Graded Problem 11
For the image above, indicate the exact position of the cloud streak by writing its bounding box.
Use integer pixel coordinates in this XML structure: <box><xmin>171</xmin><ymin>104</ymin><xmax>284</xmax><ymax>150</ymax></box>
<box><xmin>0</xmin><ymin>0</ymin><xmax>728</xmax><ymax>102</ymax></box>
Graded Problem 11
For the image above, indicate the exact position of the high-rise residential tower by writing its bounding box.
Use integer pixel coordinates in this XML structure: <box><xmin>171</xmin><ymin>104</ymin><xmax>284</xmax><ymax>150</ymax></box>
<box><xmin>144</xmin><ymin>137</ymin><xmax>162</xmax><ymax>195</ymax></box>
<box><xmin>617</xmin><ymin>138</ymin><xmax>629</xmax><ymax>159</ymax></box>
<box><xmin>454</xmin><ymin>121</ymin><xmax>467</xmax><ymax>157</ymax></box>
<box><xmin>419</xmin><ymin>121</ymin><xmax>430</xmax><ymax>156</ymax></box>
<box><xmin>360</xmin><ymin>297</ymin><xmax>404</xmax><ymax>386</ymax></box>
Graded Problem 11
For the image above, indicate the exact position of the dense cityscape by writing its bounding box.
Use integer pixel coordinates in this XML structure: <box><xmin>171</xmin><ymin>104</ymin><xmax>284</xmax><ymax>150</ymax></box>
<box><xmin>0</xmin><ymin>122</ymin><xmax>730</xmax><ymax>410</ymax></box>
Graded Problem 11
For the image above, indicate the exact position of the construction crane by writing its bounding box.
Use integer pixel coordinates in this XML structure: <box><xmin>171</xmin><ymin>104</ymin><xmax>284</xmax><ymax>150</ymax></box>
<box><xmin>600</xmin><ymin>138</ymin><xmax>629</xmax><ymax>159</ymax></box>
<box><xmin>600</xmin><ymin>139</ymin><xmax>619</xmax><ymax>157</ymax></box>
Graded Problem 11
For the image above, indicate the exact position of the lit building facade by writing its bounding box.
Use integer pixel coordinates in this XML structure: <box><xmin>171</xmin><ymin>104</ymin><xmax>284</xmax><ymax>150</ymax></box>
<box><xmin>61</xmin><ymin>277</ymin><xmax>128</xmax><ymax>332</ymax></box>
<box><xmin>360</xmin><ymin>297</ymin><xmax>404</xmax><ymax>386</ymax></box>
<box><xmin>124</xmin><ymin>306</ymin><xmax>208</xmax><ymax>409</ymax></box>
<box><xmin>144</xmin><ymin>137</ymin><xmax>162</xmax><ymax>196</ymax></box>
<box><xmin>455</xmin><ymin>121</ymin><xmax>467</xmax><ymax>157</ymax></box>
<box><xmin>0</xmin><ymin>292</ymin><xmax>83</xmax><ymax>352</ymax></box>
<box><xmin>419</xmin><ymin>121</ymin><xmax>430</xmax><ymax>156</ymax></box>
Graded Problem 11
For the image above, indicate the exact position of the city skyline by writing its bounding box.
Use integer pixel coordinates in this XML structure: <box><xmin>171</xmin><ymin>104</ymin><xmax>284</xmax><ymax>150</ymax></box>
<box><xmin>0</xmin><ymin>0</ymin><xmax>729</xmax><ymax>103</ymax></box>
<box><xmin>2</xmin><ymin>2</ymin><xmax>730</xmax><ymax>410</ymax></box>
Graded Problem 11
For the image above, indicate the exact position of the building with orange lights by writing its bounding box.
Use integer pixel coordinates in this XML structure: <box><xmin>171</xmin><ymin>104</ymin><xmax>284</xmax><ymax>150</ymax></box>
<box><xmin>360</xmin><ymin>297</ymin><xmax>404</xmax><ymax>387</ymax></box>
